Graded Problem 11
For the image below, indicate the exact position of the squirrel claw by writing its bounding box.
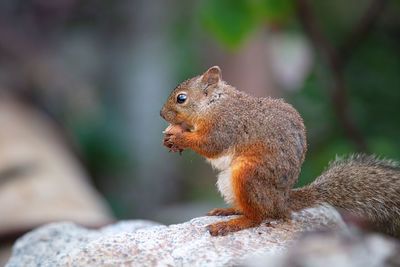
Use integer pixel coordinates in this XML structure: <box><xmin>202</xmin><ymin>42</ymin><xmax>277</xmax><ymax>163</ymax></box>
<box><xmin>207</xmin><ymin>217</ymin><xmax>261</xmax><ymax>236</ymax></box>
<box><xmin>163</xmin><ymin>135</ymin><xmax>185</xmax><ymax>153</ymax></box>
<box><xmin>206</xmin><ymin>222</ymin><xmax>240</xmax><ymax>236</ymax></box>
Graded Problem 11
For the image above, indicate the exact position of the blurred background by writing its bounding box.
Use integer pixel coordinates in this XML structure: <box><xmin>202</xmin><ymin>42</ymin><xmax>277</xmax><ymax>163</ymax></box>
<box><xmin>0</xmin><ymin>0</ymin><xmax>399</xmax><ymax>263</ymax></box>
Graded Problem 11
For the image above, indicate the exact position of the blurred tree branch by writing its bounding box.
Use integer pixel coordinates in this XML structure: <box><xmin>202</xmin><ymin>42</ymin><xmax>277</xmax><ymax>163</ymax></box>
<box><xmin>294</xmin><ymin>0</ymin><xmax>387</xmax><ymax>152</ymax></box>
<box><xmin>339</xmin><ymin>0</ymin><xmax>388</xmax><ymax>62</ymax></box>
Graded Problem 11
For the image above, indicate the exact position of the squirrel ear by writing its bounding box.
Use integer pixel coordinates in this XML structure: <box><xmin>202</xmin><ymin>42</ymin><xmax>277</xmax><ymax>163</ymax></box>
<box><xmin>201</xmin><ymin>66</ymin><xmax>222</xmax><ymax>86</ymax></box>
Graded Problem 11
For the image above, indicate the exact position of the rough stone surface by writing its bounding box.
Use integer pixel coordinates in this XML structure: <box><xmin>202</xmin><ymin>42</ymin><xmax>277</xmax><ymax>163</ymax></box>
<box><xmin>246</xmin><ymin>229</ymin><xmax>400</xmax><ymax>267</ymax></box>
<box><xmin>6</xmin><ymin>205</ymin><xmax>347</xmax><ymax>266</ymax></box>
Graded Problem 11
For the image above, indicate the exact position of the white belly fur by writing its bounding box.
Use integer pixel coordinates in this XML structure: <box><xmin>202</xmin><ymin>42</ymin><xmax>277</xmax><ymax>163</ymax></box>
<box><xmin>206</xmin><ymin>155</ymin><xmax>235</xmax><ymax>205</ymax></box>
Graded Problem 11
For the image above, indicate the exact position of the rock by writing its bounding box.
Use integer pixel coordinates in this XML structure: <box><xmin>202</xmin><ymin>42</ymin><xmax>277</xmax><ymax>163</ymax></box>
<box><xmin>6</xmin><ymin>205</ymin><xmax>347</xmax><ymax>266</ymax></box>
<box><xmin>246</xmin><ymin>229</ymin><xmax>400</xmax><ymax>267</ymax></box>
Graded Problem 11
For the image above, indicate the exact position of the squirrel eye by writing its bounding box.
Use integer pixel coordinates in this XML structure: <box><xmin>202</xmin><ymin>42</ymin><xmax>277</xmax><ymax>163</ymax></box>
<box><xmin>176</xmin><ymin>93</ymin><xmax>187</xmax><ymax>104</ymax></box>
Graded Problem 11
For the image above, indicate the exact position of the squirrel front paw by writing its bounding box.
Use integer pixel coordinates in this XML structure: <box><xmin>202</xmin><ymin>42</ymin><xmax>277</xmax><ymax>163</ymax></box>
<box><xmin>162</xmin><ymin>124</ymin><xmax>189</xmax><ymax>153</ymax></box>
<box><xmin>163</xmin><ymin>134</ymin><xmax>185</xmax><ymax>153</ymax></box>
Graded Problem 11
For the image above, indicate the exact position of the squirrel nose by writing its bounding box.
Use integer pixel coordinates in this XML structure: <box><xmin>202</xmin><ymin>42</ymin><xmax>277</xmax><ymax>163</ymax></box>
<box><xmin>160</xmin><ymin>108</ymin><xmax>166</xmax><ymax>120</ymax></box>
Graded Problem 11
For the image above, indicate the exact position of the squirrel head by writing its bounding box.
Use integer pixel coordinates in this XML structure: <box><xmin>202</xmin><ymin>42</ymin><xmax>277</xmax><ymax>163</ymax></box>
<box><xmin>160</xmin><ymin>66</ymin><xmax>224</xmax><ymax>128</ymax></box>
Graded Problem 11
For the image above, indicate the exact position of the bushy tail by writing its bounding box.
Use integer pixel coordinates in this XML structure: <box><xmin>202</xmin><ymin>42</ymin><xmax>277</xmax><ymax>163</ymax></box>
<box><xmin>290</xmin><ymin>154</ymin><xmax>400</xmax><ymax>236</ymax></box>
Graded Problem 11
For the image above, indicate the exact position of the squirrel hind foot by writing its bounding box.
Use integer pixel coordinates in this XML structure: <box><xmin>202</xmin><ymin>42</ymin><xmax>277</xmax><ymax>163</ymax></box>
<box><xmin>206</xmin><ymin>216</ymin><xmax>261</xmax><ymax>236</ymax></box>
<box><xmin>206</xmin><ymin>208</ymin><xmax>242</xmax><ymax>216</ymax></box>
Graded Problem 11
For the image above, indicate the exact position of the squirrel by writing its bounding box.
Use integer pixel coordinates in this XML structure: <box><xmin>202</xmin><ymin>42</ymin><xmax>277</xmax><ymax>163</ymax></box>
<box><xmin>160</xmin><ymin>66</ymin><xmax>400</xmax><ymax>237</ymax></box>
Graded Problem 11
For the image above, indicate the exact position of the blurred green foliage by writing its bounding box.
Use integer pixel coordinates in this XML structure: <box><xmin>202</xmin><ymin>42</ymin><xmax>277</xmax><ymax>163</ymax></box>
<box><xmin>199</xmin><ymin>0</ymin><xmax>295</xmax><ymax>49</ymax></box>
<box><xmin>199</xmin><ymin>0</ymin><xmax>257</xmax><ymax>48</ymax></box>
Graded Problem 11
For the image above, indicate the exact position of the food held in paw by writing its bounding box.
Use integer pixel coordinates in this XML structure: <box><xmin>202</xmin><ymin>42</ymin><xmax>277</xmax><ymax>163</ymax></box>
<box><xmin>162</xmin><ymin>124</ymin><xmax>188</xmax><ymax>136</ymax></box>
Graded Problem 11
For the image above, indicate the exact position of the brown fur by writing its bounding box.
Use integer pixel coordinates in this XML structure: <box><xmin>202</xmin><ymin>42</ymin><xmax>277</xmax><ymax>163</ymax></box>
<box><xmin>160</xmin><ymin>66</ymin><xmax>400</xmax><ymax>237</ymax></box>
<box><xmin>291</xmin><ymin>154</ymin><xmax>400</xmax><ymax>237</ymax></box>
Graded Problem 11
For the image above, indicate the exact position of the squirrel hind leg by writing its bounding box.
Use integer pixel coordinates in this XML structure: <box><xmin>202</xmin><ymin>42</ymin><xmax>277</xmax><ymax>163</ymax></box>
<box><xmin>206</xmin><ymin>216</ymin><xmax>262</xmax><ymax>236</ymax></box>
<box><xmin>232</xmin><ymin>161</ymin><xmax>292</xmax><ymax>221</ymax></box>
<box><xmin>206</xmin><ymin>208</ymin><xmax>242</xmax><ymax>216</ymax></box>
